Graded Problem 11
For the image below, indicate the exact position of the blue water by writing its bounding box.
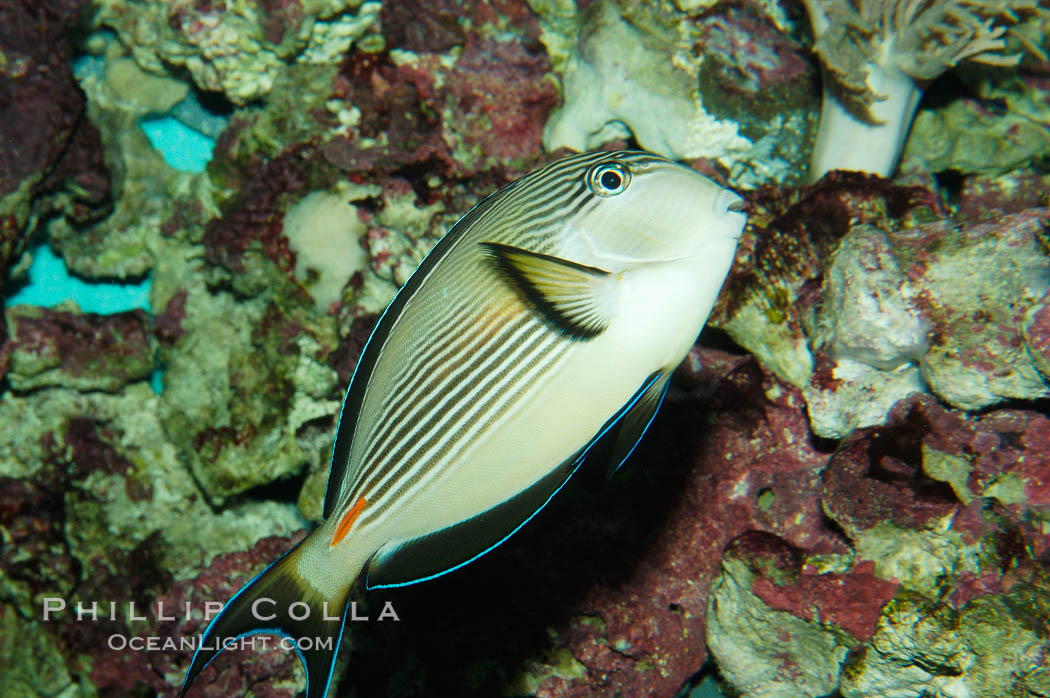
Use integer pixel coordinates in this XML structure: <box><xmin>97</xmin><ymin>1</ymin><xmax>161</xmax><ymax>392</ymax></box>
<box><xmin>4</xmin><ymin>244</ymin><xmax>165</xmax><ymax>393</ymax></box>
<box><xmin>73</xmin><ymin>50</ymin><xmax>220</xmax><ymax>174</ymax></box>
<box><xmin>687</xmin><ymin>674</ymin><xmax>727</xmax><ymax>698</ymax></box>
<box><xmin>4</xmin><ymin>90</ymin><xmax>219</xmax><ymax>395</ymax></box>
<box><xmin>140</xmin><ymin>116</ymin><xmax>215</xmax><ymax>173</ymax></box>
<box><xmin>6</xmin><ymin>245</ymin><xmax>150</xmax><ymax>313</ymax></box>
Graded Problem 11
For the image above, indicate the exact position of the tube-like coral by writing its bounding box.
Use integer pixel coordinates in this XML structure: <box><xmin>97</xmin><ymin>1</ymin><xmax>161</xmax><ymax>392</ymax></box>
<box><xmin>804</xmin><ymin>0</ymin><xmax>1043</xmax><ymax>180</ymax></box>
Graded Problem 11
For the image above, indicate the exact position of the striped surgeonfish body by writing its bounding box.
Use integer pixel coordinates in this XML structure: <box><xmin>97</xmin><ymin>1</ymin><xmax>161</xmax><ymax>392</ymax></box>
<box><xmin>180</xmin><ymin>150</ymin><xmax>747</xmax><ymax>697</ymax></box>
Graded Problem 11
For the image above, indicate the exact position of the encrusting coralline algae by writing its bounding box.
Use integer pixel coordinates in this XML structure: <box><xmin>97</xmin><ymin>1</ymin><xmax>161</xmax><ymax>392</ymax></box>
<box><xmin>0</xmin><ymin>0</ymin><xmax>1048</xmax><ymax>696</ymax></box>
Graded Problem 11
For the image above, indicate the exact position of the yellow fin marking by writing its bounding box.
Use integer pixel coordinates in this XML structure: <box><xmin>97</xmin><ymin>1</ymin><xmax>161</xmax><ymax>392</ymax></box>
<box><xmin>331</xmin><ymin>496</ymin><xmax>367</xmax><ymax>547</ymax></box>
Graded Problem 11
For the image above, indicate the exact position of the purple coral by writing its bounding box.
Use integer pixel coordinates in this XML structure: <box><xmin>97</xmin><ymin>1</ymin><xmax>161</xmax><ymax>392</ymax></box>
<box><xmin>4</xmin><ymin>307</ymin><xmax>155</xmax><ymax>392</ymax></box>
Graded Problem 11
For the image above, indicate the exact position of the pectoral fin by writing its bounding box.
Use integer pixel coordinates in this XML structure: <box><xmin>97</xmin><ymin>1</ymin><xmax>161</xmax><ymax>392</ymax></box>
<box><xmin>479</xmin><ymin>241</ymin><xmax>616</xmax><ymax>340</ymax></box>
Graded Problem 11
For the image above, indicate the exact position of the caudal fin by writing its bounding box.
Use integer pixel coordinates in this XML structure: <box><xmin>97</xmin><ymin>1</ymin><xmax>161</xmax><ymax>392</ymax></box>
<box><xmin>180</xmin><ymin>539</ymin><xmax>350</xmax><ymax>698</ymax></box>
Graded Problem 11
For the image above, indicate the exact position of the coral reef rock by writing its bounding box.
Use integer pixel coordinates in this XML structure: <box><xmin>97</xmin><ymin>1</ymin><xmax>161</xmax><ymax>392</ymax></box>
<box><xmin>707</xmin><ymin>532</ymin><xmax>893</xmax><ymax>697</ymax></box>
<box><xmin>715</xmin><ymin>174</ymin><xmax>1050</xmax><ymax>437</ymax></box>
<box><xmin>708</xmin><ymin>394</ymin><xmax>1050</xmax><ymax>696</ymax></box>
<box><xmin>0</xmin><ymin>0</ymin><xmax>110</xmax><ymax>290</ymax></box>
<box><xmin>534</xmin><ymin>0</ymin><xmax>818</xmax><ymax>187</ymax></box>
<box><xmin>3</xmin><ymin>304</ymin><xmax>155</xmax><ymax>392</ymax></box>
<box><xmin>913</xmin><ymin>210</ymin><xmax>1050</xmax><ymax>411</ymax></box>
<box><xmin>336</xmin><ymin>346</ymin><xmax>841</xmax><ymax>697</ymax></box>
<box><xmin>157</xmin><ymin>287</ymin><xmax>342</xmax><ymax>500</ymax></box>
<box><xmin>840</xmin><ymin>588</ymin><xmax>1050</xmax><ymax>697</ymax></box>
<box><xmin>0</xmin><ymin>382</ymin><xmax>305</xmax><ymax>694</ymax></box>
<box><xmin>94</xmin><ymin>0</ymin><xmax>382</xmax><ymax>104</ymax></box>
<box><xmin>3</xmin><ymin>0</ymin><xmax>1049</xmax><ymax>695</ymax></box>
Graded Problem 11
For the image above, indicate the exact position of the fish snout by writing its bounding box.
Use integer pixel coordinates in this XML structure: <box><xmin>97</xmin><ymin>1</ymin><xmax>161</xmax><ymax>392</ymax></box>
<box><xmin>727</xmin><ymin>198</ymin><xmax>750</xmax><ymax>214</ymax></box>
<box><xmin>713</xmin><ymin>189</ymin><xmax>748</xmax><ymax>239</ymax></box>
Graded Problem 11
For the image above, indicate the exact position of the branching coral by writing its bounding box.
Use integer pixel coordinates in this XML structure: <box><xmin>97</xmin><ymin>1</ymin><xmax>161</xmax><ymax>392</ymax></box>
<box><xmin>803</xmin><ymin>0</ymin><xmax>1043</xmax><ymax>180</ymax></box>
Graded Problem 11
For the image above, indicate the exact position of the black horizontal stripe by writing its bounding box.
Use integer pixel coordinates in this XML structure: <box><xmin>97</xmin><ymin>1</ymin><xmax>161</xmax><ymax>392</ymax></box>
<box><xmin>370</xmin><ymin>291</ymin><xmax>482</xmax><ymax>414</ymax></box>
<box><xmin>371</xmin><ymin>330</ymin><xmax>564</xmax><ymax>523</ymax></box>
<box><xmin>356</xmin><ymin>315</ymin><xmax>538</xmax><ymax>505</ymax></box>
<box><xmin>357</xmin><ymin>305</ymin><xmax>527</xmax><ymax>489</ymax></box>
<box><xmin>323</xmin><ymin>175</ymin><xmax>520</xmax><ymax>517</ymax></box>
<box><xmin>363</xmin><ymin>321</ymin><xmax>552</xmax><ymax>519</ymax></box>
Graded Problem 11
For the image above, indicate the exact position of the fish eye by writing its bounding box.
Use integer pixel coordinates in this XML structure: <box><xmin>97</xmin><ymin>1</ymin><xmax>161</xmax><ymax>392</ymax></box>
<box><xmin>586</xmin><ymin>162</ymin><xmax>630</xmax><ymax>197</ymax></box>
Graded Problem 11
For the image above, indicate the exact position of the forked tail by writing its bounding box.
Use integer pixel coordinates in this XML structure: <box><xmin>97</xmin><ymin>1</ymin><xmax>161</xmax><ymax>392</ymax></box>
<box><xmin>180</xmin><ymin>539</ymin><xmax>351</xmax><ymax>698</ymax></box>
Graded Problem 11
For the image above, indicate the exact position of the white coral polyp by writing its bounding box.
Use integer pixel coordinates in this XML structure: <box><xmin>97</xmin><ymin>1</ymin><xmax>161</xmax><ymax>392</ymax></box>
<box><xmin>803</xmin><ymin>0</ymin><xmax>1040</xmax><ymax>180</ymax></box>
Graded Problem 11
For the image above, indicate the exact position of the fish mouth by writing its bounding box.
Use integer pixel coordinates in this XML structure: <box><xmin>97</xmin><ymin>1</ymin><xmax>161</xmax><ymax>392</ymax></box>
<box><xmin>714</xmin><ymin>189</ymin><xmax>749</xmax><ymax>221</ymax></box>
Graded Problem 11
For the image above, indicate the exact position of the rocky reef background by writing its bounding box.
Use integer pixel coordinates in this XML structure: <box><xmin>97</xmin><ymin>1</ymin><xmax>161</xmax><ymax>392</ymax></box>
<box><xmin>1</xmin><ymin>0</ymin><xmax>1049</xmax><ymax>696</ymax></box>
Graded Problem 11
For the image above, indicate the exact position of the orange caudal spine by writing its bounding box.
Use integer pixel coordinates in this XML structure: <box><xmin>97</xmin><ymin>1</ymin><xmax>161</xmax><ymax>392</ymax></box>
<box><xmin>331</xmin><ymin>496</ymin><xmax>367</xmax><ymax>547</ymax></box>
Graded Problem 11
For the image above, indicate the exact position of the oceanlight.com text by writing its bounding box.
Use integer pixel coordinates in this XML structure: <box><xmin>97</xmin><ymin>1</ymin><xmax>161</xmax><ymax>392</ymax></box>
<box><xmin>107</xmin><ymin>634</ymin><xmax>335</xmax><ymax>653</ymax></box>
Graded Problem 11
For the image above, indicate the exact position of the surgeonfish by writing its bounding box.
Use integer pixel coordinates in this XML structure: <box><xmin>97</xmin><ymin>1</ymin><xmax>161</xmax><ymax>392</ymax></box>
<box><xmin>180</xmin><ymin>150</ymin><xmax>747</xmax><ymax>697</ymax></box>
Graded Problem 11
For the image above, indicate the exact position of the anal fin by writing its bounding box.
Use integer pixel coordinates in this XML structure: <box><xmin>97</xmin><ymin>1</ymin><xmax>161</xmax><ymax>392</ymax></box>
<box><xmin>364</xmin><ymin>370</ymin><xmax>672</xmax><ymax>589</ymax></box>
<box><xmin>367</xmin><ymin>455</ymin><xmax>583</xmax><ymax>583</ymax></box>
<box><xmin>365</xmin><ymin>454</ymin><xmax>581</xmax><ymax>589</ymax></box>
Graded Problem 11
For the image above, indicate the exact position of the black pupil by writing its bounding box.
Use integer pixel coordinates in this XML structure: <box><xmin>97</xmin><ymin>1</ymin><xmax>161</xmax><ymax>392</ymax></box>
<box><xmin>600</xmin><ymin>169</ymin><xmax>622</xmax><ymax>190</ymax></box>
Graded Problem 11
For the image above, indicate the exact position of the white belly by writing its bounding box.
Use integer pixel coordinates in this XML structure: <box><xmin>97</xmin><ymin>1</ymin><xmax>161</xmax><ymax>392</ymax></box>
<box><xmin>374</xmin><ymin>249</ymin><xmax>731</xmax><ymax>544</ymax></box>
